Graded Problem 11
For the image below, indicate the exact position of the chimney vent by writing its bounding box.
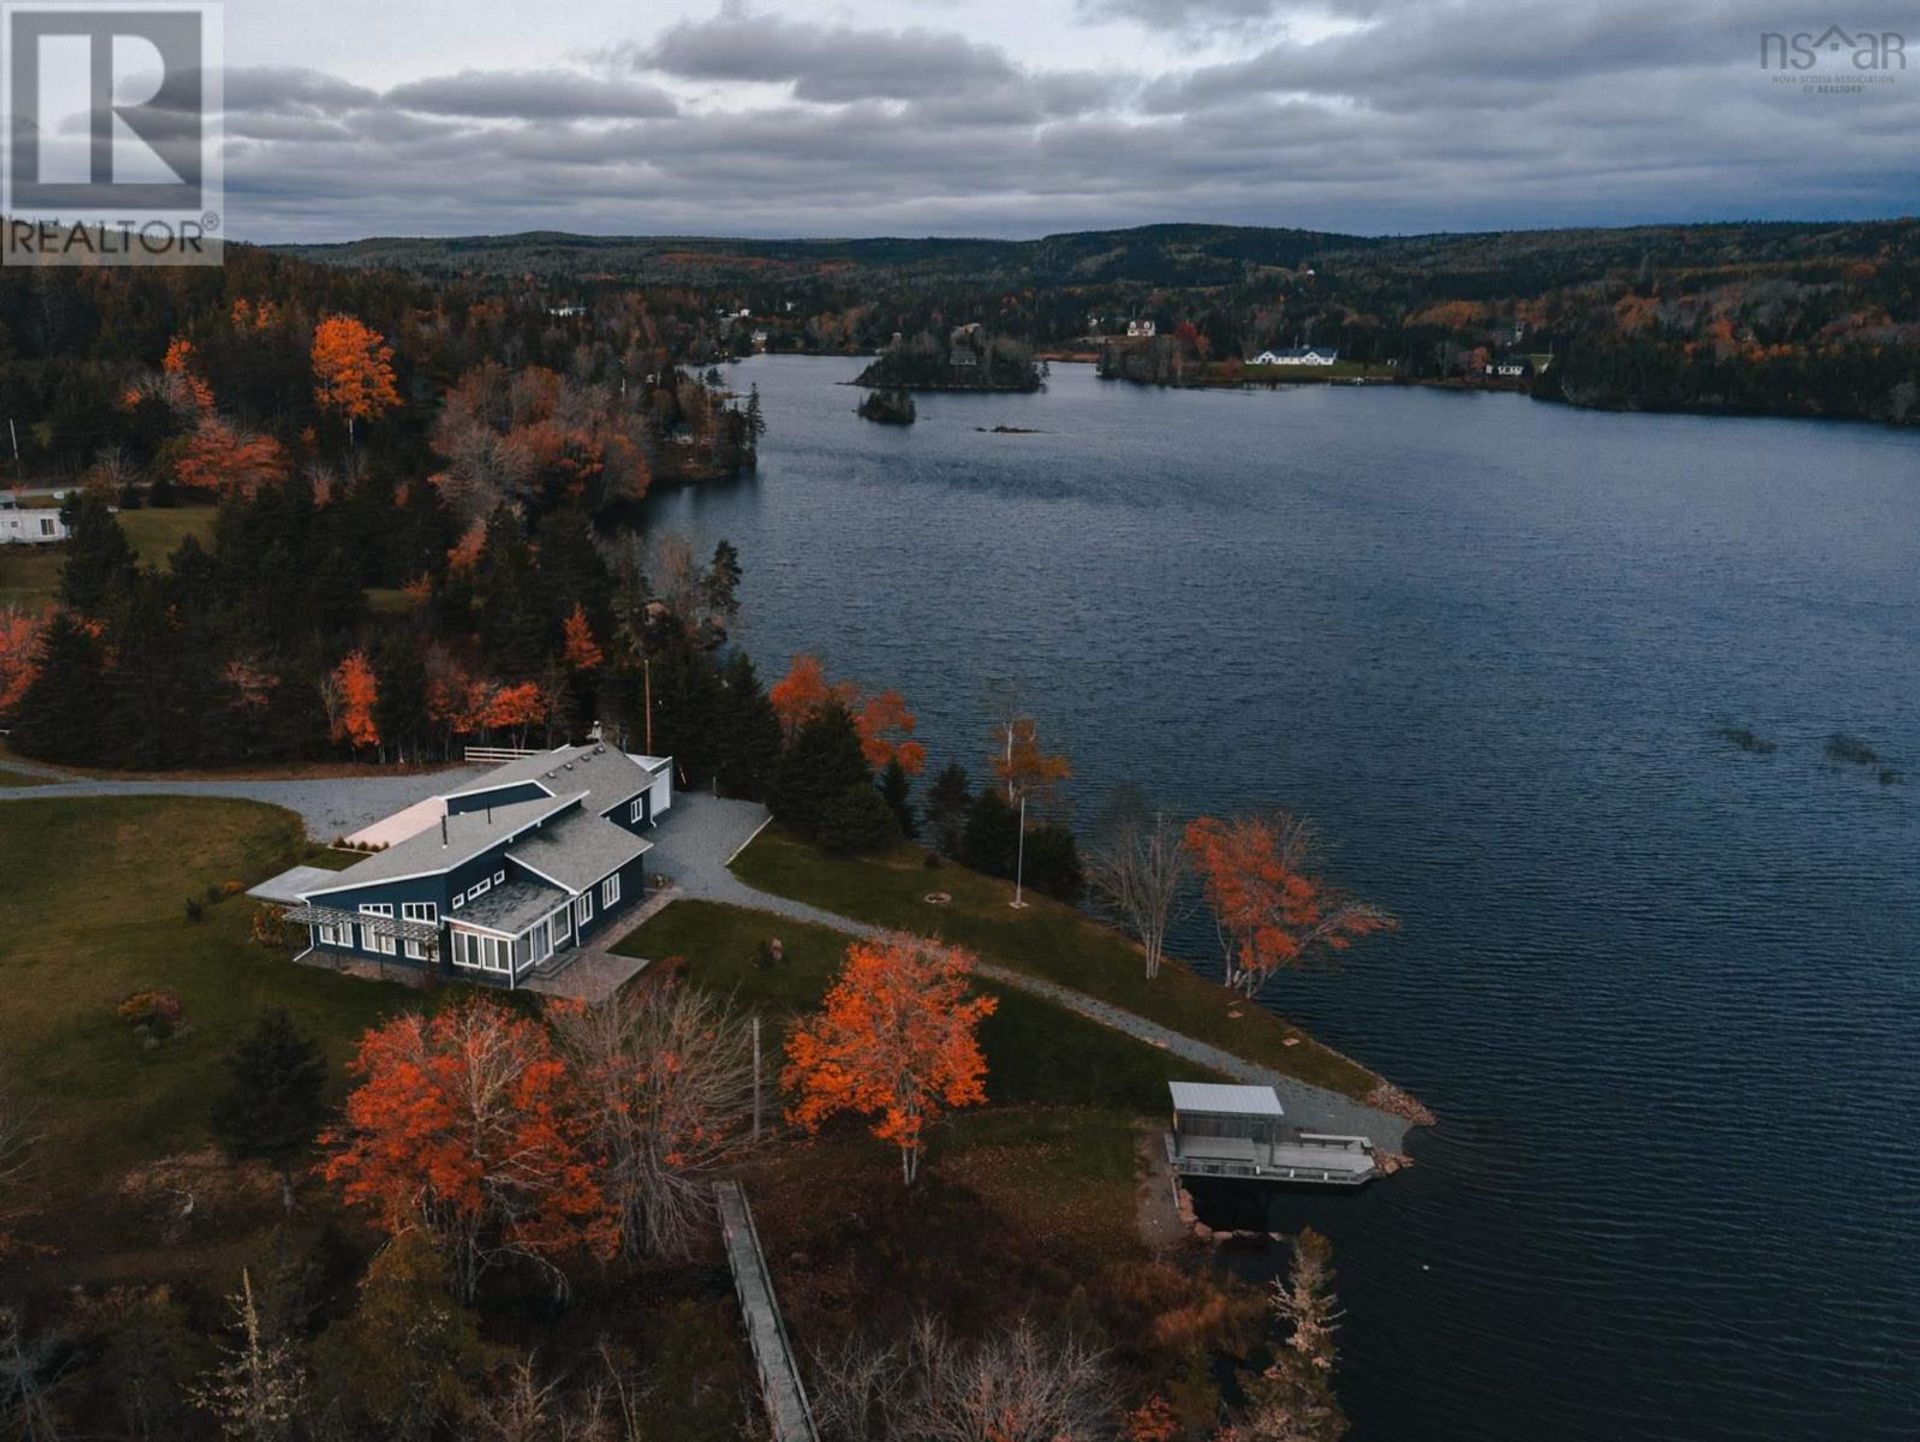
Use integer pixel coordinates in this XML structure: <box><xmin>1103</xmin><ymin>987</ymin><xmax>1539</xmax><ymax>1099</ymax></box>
<box><xmin>440</xmin><ymin>815</ymin><xmax>448</xmax><ymax>847</ymax></box>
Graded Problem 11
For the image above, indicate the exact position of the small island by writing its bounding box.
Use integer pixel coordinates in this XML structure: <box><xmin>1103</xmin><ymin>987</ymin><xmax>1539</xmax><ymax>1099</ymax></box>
<box><xmin>856</xmin><ymin>323</ymin><xmax>1043</xmax><ymax>392</ymax></box>
<box><xmin>857</xmin><ymin>387</ymin><xmax>917</xmax><ymax>424</ymax></box>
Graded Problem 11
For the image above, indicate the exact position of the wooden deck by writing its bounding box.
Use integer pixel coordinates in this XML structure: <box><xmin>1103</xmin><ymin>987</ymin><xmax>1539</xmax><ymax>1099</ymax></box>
<box><xmin>715</xmin><ymin>1181</ymin><xmax>818</xmax><ymax>1442</ymax></box>
<box><xmin>1165</xmin><ymin>1130</ymin><xmax>1378</xmax><ymax>1187</ymax></box>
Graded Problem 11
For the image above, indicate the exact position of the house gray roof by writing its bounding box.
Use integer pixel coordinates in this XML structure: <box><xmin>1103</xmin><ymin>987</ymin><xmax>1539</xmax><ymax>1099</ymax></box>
<box><xmin>303</xmin><ymin>791</ymin><xmax>588</xmax><ymax>896</ymax></box>
<box><xmin>1168</xmin><ymin>1082</ymin><xmax>1286</xmax><ymax>1118</ymax></box>
<box><xmin>246</xmin><ymin>865</ymin><xmax>344</xmax><ymax>906</ymax></box>
<box><xmin>453</xmin><ymin>876</ymin><xmax>568</xmax><ymax>935</ymax></box>
<box><xmin>444</xmin><ymin>743</ymin><xmax>655</xmax><ymax>819</ymax></box>
<box><xmin>509</xmin><ymin>807</ymin><xmax>650</xmax><ymax>893</ymax></box>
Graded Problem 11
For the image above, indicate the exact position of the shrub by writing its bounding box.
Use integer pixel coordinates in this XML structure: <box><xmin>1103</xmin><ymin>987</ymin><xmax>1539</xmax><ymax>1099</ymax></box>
<box><xmin>119</xmin><ymin>989</ymin><xmax>187</xmax><ymax>1041</ymax></box>
<box><xmin>819</xmin><ymin>783</ymin><xmax>900</xmax><ymax>856</ymax></box>
<box><xmin>184</xmin><ymin>897</ymin><xmax>205</xmax><ymax>923</ymax></box>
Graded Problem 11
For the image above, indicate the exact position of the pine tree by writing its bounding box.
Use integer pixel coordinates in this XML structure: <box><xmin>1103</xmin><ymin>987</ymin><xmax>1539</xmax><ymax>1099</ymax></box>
<box><xmin>880</xmin><ymin>757</ymin><xmax>917</xmax><ymax>839</ymax></box>
<box><xmin>210</xmin><ymin>1009</ymin><xmax>327</xmax><ymax>1212</ymax></box>
<box><xmin>7</xmin><ymin>611</ymin><xmax>109</xmax><ymax>762</ymax></box>
<box><xmin>769</xmin><ymin>699</ymin><xmax>872</xmax><ymax>835</ymax></box>
<box><xmin>925</xmin><ymin>762</ymin><xmax>973</xmax><ymax>857</ymax></box>
<box><xmin>713</xmin><ymin>651</ymin><xmax>783</xmax><ymax>800</ymax></box>
<box><xmin>58</xmin><ymin>491</ymin><xmax>136</xmax><ymax>613</ymax></box>
<box><xmin>307</xmin><ymin>546</ymin><xmax>367</xmax><ymax>638</ymax></box>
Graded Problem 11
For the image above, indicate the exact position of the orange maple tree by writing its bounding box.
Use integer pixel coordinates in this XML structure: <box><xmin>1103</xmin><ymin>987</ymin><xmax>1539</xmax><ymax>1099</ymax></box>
<box><xmin>783</xmin><ymin>933</ymin><xmax>997</xmax><ymax>1185</ymax></box>
<box><xmin>482</xmin><ymin>680</ymin><xmax>546</xmax><ymax>742</ymax></box>
<box><xmin>174</xmin><ymin>417</ymin><xmax>289</xmax><ymax>496</ymax></box>
<box><xmin>322</xmin><ymin>1000</ymin><xmax>617</xmax><ymax>1300</ymax></box>
<box><xmin>0</xmin><ymin>607</ymin><xmax>45</xmax><ymax>714</ymax></box>
<box><xmin>561</xmin><ymin>603</ymin><xmax>604</xmax><ymax>671</ymax></box>
<box><xmin>161</xmin><ymin>336</ymin><xmax>215</xmax><ymax>414</ymax></box>
<box><xmin>1183</xmin><ymin>813</ymin><xmax>1395</xmax><ymax>1001</ymax></box>
<box><xmin>311</xmin><ymin>314</ymin><xmax>401</xmax><ymax>446</ymax></box>
<box><xmin>855</xmin><ymin>690</ymin><xmax>926</xmax><ymax>776</ymax></box>
<box><xmin>327</xmin><ymin>650</ymin><xmax>380</xmax><ymax>751</ymax></box>
<box><xmin>771</xmin><ymin>653</ymin><xmax>925</xmax><ymax>773</ymax></box>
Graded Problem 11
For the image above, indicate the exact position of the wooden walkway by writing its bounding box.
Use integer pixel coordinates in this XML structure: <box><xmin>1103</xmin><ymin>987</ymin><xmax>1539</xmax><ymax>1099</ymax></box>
<box><xmin>714</xmin><ymin>1181</ymin><xmax>818</xmax><ymax>1442</ymax></box>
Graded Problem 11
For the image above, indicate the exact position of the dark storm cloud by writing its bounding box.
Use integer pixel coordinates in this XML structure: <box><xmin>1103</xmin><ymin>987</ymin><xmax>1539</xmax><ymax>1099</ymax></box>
<box><xmin>387</xmin><ymin>70</ymin><xmax>678</xmax><ymax>119</ymax></box>
<box><xmin>640</xmin><ymin>11</ymin><xmax>1019</xmax><ymax>101</ymax></box>
<box><xmin>216</xmin><ymin>1</ymin><xmax>1920</xmax><ymax>243</ymax></box>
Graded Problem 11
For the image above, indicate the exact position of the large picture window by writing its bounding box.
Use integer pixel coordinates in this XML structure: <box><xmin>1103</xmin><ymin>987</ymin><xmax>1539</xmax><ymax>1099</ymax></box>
<box><xmin>358</xmin><ymin>903</ymin><xmax>396</xmax><ymax>955</ymax></box>
<box><xmin>401</xmin><ymin>901</ymin><xmax>438</xmax><ymax>960</ymax></box>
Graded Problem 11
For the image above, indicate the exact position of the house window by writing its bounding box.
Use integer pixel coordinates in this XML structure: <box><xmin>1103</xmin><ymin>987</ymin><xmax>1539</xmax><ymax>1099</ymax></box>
<box><xmin>401</xmin><ymin>902</ymin><xmax>437</xmax><ymax>960</ymax></box>
<box><xmin>574</xmin><ymin>892</ymin><xmax>593</xmax><ymax>928</ymax></box>
<box><xmin>358</xmin><ymin>903</ymin><xmax>396</xmax><ymax>955</ymax></box>
<box><xmin>314</xmin><ymin>919</ymin><xmax>349</xmax><ymax>947</ymax></box>
<box><xmin>630</xmin><ymin>798</ymin><xmax>644</xmax><ymax>824</ymax></box>
<box><xmin>494</xmin><ymin>870</ymin><xmax>506</xmax><ymax>885</ymax></box>
<box><xmin>601</xmin><ymin>874</ymin><xmax>621</xmax><ymax>909</ymax></box>
<box><xmin>450</xmin><ymin>893</ymin><xmax>464</xmax><ymax>910</ymax></box>
<box><xmin>38</xmin><ymin>517</ymin><xmax>54</xmax><ymax>537</ymax></box>
<box><xmin>554</xmin><ymin>906</ymin><xmax>572</xmax><ymax>943</ymax></box>
<box><xmin>470</xmin><ymin>877</ymin><xmax>491</xmax><ymax>899</ymax></box>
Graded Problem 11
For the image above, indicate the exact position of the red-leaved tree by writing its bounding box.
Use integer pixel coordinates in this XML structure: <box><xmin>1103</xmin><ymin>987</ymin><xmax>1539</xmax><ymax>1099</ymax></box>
<box><xmin>1184</xmin><ymin>814</ymin><xmax>1395</xmax><ymax>1001</ymax></box>
<box><xmin>322</xmin><ymin>1000</ymin><xmax>616</xmax><ymax>1300</ymax></box>
<box><xmin>783</xmin><ymin>933</ymin><xmax>996</xmax><ymax>1185</ymax></box>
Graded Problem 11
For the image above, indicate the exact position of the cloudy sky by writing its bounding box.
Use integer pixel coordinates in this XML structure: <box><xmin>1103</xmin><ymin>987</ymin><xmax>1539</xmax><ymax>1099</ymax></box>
<box><xmin>199</xmin><ymin>0</ymin><xmax>1920</xmax><ymax>241</ymax></box>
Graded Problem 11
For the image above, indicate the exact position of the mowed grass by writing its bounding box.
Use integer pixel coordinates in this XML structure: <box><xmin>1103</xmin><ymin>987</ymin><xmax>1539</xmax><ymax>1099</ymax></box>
<box><xmin>0</xmin><ymin>796</ymin><xmax>422</xmax><ymax>1204</ymax></box>
<box><xmin>732</xmin><ymin>826</ymin><xmax>1382</xmax><ymax>1100</ymax></box>
<box><xmin>622</xmin><ymin>898</ymin><xmax>1221</xmax><ymax>1113</ymax></box>
<box><xmin>0</xmin><ymin>505</ymin><xmax>217</xmax><ymax>607</ymax></box>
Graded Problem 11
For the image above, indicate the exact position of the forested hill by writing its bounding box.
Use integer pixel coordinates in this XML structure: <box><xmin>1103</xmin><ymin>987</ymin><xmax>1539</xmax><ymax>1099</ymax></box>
<box><xmin>279</xmin><ymin>218</ymin><xmax>1920</xmax><ymax>424</ymax></box>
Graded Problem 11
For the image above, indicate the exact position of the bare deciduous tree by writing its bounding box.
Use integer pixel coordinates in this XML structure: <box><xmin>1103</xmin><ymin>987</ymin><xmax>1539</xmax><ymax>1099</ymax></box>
<box><xmin>813</xmin><ymin>1315</ymin><xmax>1117</xmax><ymax>1442</ymax></box>
<box><xmin>190</xmin><ymin>1271</ymin><xmax>305</xmax><ymax>1442</ymax></box>
<box><xmin>551</xmin><ymin>982</ymin><xmax>758</xmax><ymax>1259</ymax></box>
<box><xmin>465</xmin><ymin>1345</ymin><xmax>651</xmax><ymax>1442</ymax></box>
<box><xmin>1086</xmin><ymin>789</ymin><xmax>1188</xmax><ymax>979</ymax></box>
<box><xmin>0</xmin><ymin>1308</ymin><xmax>66</xmax><ymax>1442</ymax></box>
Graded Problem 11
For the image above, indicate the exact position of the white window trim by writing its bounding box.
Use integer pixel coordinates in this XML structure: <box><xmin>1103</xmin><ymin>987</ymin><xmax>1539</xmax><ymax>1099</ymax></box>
<box><xmin>601</xmin><ymin>874</ymin><xmax>620</xmax><ymax>908</ymax></box>
<box><xmin>450</xmin><ymin>893</ymin><xmax>464</xmax><ymax>910</ymax></box>
<box><xmin>401</xmin><ymin>901</ymin><xmax>438</xmax><ymax>961</ymax></box>
<box><xmin>630</xmin><ymin>798</ymin><xmax>644</xmax><ymax>823</ymax></box>
<box><xmin>470</xmin><ymin>876</ymin><xmax>491</xmax><ymax>899</ymax></box>
<box><xmin>493</xmin><ymin>869</ymin><xmax>506</xmax><ymax>885</ymax></box>
<box><xmin>574</xmin><ymin>892</ymin><xmax>593</xmax><ymax>927</ymax></box>
<box><xmin>358</xmin><ymin>903</ymin><xmax>396</xmax><ymax>955</ymax></box>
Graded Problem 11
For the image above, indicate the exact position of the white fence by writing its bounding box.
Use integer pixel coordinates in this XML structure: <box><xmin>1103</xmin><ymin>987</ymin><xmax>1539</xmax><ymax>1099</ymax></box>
<box><xmin>463</xmin><ymin>746</ymin><xmax>540</xmax><ymax>765</ymax></box>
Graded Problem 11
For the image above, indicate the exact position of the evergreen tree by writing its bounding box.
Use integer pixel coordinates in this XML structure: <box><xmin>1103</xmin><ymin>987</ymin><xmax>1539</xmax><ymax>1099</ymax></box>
<box><xmin>819</xmin><ymin>782</ymin><xmax>900</xmax><ymax>856</ymax></box>
<box><xmin>960</xmin><ymin>786</ymin><xmax>1020</xmax><ymax>878</ymax></box>
<box><xmin>534</xmin><ymin>507</ymin><xmax>613</xmax><ymax>634</ymax></box>
<box><xmin>880</xmin><ymin>757</ymin><xmax>917</xmax><ymax>839</ymax></box>
<box><xmin>210</xmin><ymin>1009</ymin><xmax>327</xmax><ymax>1210</ymax></box>
<box><xmin>769</xmin><ymin>698</ymin><xmax>872</xmax><ymax>834</ymax></box>
<box><xmin>475</xmin><ymin>505</ymin><xmax>546</xmax><ymax>677</ymax></box>
<box><xmin>8</xmin><ymin>611</ymin><xmax>108</xmax><ymax>761</ymax></box>
<box><xmin>925</xmin><ymin>762</ymin><xmax>972</xmax><ymax>855</ymax></box>
<box><xmin>307</xmin><ymin>546</ymin><xmax>367</xmax><ymax>639</ymax></box>
<box><xmin>372</xmin><ymin>632</ymin><xmax>430</xmax><ymax>762</ymax></box>
<box><xmin>310</xmin><ymin>1231</ymin><xmax>487</xmax><ymax>1442</ymax></box>
<box><xmin>713</xmin><ymin>651</ymin><xmax>782</xmax><ymax>800</ymax></box>
<box><xmin>649</xmin><ymin>638</ymin><xmax>725</xmax><ymax>782</ymax></box>
<box><xmin>57</xmin><ymin>491</ymin><xmax>136</xmax><ymax>613</ymax></box>
<box><xmin>703</xmin><ymin>539</ymin><xmax>743</xmax><ymax>627</ymax></box>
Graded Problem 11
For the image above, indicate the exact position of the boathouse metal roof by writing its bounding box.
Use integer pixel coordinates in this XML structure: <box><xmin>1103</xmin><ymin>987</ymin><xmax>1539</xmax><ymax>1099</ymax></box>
<box><xmin>1168</xmin><ymin>1082</ymin><xmax>1286</xmax><ymax>1118</ymax></box>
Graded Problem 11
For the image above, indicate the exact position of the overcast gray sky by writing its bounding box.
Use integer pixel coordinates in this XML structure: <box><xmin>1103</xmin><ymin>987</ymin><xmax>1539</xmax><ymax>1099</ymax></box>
<box><xmin>204</xmin><ymin>0</ymin><xmax>1917</xmax><ymax>242</ymax></box>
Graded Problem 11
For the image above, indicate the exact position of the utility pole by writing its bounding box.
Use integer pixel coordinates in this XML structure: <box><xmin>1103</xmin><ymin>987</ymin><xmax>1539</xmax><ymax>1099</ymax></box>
<box><xmin>7</xmin><ymin>419</ymin><xmax>18</xmax><ymax>475</ymax></box>
<box><xmin>643</xmin><ymin>656</ymin><xmax>654</xmax><ymax>755</ymax></box>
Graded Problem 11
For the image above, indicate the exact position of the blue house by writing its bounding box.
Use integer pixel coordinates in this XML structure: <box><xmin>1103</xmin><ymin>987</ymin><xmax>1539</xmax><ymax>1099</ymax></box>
<box><xmin>249</xmin><ymin>743</ymin><xmax>673</xmax><ymax>988</ymax></box>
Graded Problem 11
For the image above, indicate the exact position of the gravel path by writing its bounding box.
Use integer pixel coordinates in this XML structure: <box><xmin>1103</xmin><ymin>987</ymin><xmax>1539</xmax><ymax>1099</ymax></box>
<box><xmin>0</xmin><ymin>764</ymin><xmax>484</xmax><ymax>841</ymax></box>
<box><xmin>651</xmin><ymin>794</ymin><xmax>1412</xmax><ymax>1149</ymax></box>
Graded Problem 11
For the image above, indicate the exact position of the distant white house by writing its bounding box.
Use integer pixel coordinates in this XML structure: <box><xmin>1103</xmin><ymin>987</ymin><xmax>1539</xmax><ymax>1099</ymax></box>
<box><xmin>1126</xmin><ymin>318</ymin><xmax>1156</xmax><ymax>338</ymax></box>
<box><xmin>1488</xmin><ymin>360</ymin><xmax>1528</xmax><ymax>378</ymax></box>
<box><xmin>548</xmin><ymin>303</ymin><xmax>585</xmax><ymax>317</ymax></box>
<box><xmin>1250</xmin><ymin>346</ymin><xmax>1340</xmax><ymax>366</ymax></box>
<box><xmin>0</xmin><ymin>495</ymin><xmax>67</xmax><ymax>545</ymax></box>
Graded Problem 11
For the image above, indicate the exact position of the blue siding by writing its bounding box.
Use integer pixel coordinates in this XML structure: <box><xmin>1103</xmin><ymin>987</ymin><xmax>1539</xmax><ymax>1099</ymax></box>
<box><xmin>446</xmin><ymin>782</ymin><xmax>550</xmax><ymax>815</ymax></box>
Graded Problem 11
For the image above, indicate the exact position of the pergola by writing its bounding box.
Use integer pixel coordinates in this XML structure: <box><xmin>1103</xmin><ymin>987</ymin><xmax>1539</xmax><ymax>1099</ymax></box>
<box><xmin>281</xmin><ymin>904</ymin><xmax>441</xmax><ymax>953</ymax></box>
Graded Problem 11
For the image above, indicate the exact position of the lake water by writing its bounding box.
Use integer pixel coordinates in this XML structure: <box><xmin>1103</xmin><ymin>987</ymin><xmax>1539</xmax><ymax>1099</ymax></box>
<box><xmin>646</xmin><ymin>356</ymin><xmax>1920</xmax><ymax>1441</ymax></box>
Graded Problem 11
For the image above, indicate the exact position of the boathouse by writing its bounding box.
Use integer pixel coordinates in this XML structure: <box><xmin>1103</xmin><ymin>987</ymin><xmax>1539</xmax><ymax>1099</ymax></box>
<box><xmin>1166</xmin><ymin>1082</ymin><xmax>1377</xmax><ymax>1187</ymax></box>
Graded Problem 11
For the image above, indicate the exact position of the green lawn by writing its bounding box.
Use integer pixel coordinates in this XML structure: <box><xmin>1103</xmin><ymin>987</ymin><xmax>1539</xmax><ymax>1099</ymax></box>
<box><xmin>622</xmin><ymin>898</ymin><xmax>1220</xmax><ymax>1113</ymax></box>
<box><xmin>0</xmin><ymin>505</ymin><xmax>217</xmax><ymax>607</ymax></box>
<box><xmin>0</xmin><ymin>795</ymin><xmax>422</xmax><ymax>1204</ymax></box>
<box><xmin>731</xmin><ymin>826</ymin><xmax>1383</xmax><ymax>1101</ymax></box>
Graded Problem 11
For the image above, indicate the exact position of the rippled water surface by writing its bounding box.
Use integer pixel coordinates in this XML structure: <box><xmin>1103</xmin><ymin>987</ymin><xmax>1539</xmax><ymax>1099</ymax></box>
<box><xmin>648</xmin><ymin>357</ymin><xmax>1920</xmax><ymax>1441</ymax></box>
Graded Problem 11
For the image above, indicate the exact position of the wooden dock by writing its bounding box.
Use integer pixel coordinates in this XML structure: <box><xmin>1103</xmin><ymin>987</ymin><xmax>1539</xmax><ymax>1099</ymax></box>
<box><xmin>1164</xmin><ymin>1130</ymin><xmax>1377</xmax><ymax>1187</ymax></box>
<box><xmin>714</xmin><ymin>1181</ymin><xmax>818</xmax><ymax>1442</ymax></box>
